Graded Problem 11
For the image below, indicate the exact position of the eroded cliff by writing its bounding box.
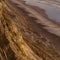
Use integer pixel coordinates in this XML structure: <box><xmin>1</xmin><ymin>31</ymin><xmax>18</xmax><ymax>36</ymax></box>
<box><xmin>0</xmin><ymin>0</ymin><xmax>60</xmax><ymax>60</ymax></box>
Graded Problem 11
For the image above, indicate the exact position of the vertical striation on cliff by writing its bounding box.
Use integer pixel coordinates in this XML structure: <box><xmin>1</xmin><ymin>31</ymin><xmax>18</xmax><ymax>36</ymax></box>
<box><xmin>0</xmin><ymin>0</ymin><xmax>60</xmax><ymax>60</ymax></box>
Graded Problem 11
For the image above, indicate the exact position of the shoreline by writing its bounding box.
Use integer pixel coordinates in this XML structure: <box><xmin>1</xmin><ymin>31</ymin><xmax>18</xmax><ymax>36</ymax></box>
<box><xmin>22</xmin><ymin>0</ymin><xmax>60</xmax><ymax>25</ymax></box>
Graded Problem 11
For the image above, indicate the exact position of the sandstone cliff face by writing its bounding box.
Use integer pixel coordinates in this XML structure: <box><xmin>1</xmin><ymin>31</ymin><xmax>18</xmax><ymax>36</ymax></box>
<box><xmin>0</xmin><ymin>0</ymin><xmax>60</xmax><ymax>60</ymax></box>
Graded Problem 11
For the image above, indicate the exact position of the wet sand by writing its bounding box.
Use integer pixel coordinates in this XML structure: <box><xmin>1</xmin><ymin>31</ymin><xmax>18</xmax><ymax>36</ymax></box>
<box><xmin>23</xmin><ymin>0</ymin><xmax>60</xmax><ymax>23</ymax></box>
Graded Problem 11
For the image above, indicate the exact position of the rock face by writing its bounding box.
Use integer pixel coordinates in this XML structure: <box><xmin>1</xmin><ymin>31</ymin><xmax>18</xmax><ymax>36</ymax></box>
<box><xmin>0</xmin><ymin>0</ymin><xmax>60</xmax><ymax>60</ymax></box>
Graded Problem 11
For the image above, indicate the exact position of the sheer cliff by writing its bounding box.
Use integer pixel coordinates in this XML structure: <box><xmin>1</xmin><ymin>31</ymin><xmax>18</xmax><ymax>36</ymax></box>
<box><xmin>0</xmin><ymin>0</ymin><xmax>60</xmax><ymax>60</ymax></box>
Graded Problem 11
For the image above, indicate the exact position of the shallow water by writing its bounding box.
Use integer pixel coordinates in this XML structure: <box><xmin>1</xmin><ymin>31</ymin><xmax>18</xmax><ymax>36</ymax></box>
<box><xmin>23</xmin><ymin>0</ymin><xmax>60</xmax><ymax>23</ymax></box>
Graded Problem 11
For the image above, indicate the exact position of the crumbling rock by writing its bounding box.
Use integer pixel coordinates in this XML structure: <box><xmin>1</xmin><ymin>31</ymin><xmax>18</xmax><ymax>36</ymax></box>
<box><xmin>0</xmin><ymin>0</ymin><xmax>60</xmax><ymax>60</ymax></box>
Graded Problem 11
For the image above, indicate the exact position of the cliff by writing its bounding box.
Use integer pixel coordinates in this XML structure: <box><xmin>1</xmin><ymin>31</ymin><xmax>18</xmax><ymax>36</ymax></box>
<box><xmin>0</xmin><ymin>0</ymin><xmax>60</xmax><ymax>60</ymax></box>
